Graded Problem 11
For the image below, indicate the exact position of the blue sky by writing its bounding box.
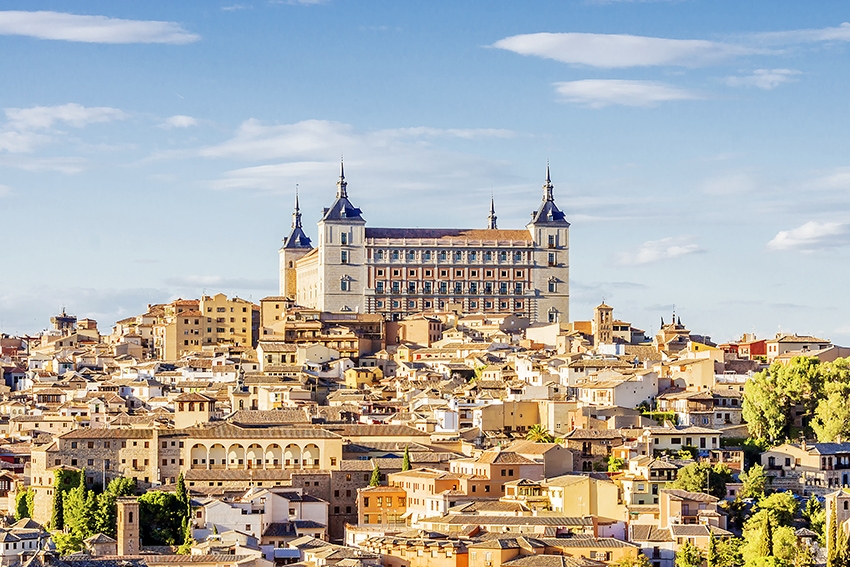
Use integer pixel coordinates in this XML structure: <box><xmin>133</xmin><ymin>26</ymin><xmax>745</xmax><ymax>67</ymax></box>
<box><xmin>2</xmin><ymin>1</ymin><xmax>850</xmax><ymax>345</ymax></box>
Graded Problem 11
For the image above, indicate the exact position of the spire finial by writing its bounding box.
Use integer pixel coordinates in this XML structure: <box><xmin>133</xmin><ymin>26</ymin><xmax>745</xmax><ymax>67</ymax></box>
<box><xmin>542</xmin><ymin>162</ymin><xmax>554</xmax><ymax>201</ymax></box>
<box><xmin>487</xmin><ymin>192</ymin><xmax>498</xmax><ymax>230</ymax></box>
<box><xmin>337</xmin><ymin>156</ymin><xmax>348</xmax><ymax>199</ymax></box>
<box><xmin>292</xmin><ymin>185</ymin><xmax>302</xmax><ymax>229</ymax></box>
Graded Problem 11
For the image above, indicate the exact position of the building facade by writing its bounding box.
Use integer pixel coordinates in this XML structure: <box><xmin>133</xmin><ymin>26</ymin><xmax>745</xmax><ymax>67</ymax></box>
<box><xmin>280</xmin><ymin>164</ymin><xmax>570</xmax><ymax>323</ymax></box>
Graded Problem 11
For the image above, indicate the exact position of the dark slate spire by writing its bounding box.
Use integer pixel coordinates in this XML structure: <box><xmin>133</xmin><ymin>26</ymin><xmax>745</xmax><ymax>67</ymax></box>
<box><xmin>529</xmin><ymin>164</ymin><xmax>570</xmax><ymax>226</ymax></box>
<box><xmin>322</xmin><ymin>160</ymin><xmax>364</xmax><ymax>222</ymax></box>
<box><xmin>337</xmin><ymin>158</ymin><xmax>348</xmax><ymax>199</ymax></box>
<box><xmin>487</xmin><ymin>194</ymin><xmax>498</xmax><ymax>229</ymax></box>
<box><xmin>282</xmin><ymin>187</ymin><xmax>312</xmax><ymax>249</ymax></box>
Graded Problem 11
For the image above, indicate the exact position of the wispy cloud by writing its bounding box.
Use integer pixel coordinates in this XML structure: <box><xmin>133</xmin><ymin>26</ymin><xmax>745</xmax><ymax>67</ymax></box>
<box><xmin>221</xmin><ymin>4</ymin><xmax>251</xmax><ymax>11</ymax></box>
<box><xmin>0</xmin><ymin>103</ymin><xmax>125</xmax><ymax>156</ymax></box>
<box><xmin>5</xmin><ymin>103</ymin><xmax>126</xmax><ymax>130</ymax></box>
<box><xmin>0</xmin><ymin>11</ymin><xmax>200</xmax><ymax>44</ymax></box>
<box><xmin>725</xmin><ymin>68</ymin><xmax>801</xmax><ymax>90</ymax></box>
<box><xmin>162</xmin><ymin>115</ymin><xmax>198</xmax><ymax>129</ymax></box>
<box><xmin>0</xmin><ymin>184</ymin><xmax>11</xmax><ymax>197</ymax></box>
<box><xmin>617</xmin><ymin>236</ymin><xmax>704</xmax><ymax>265</ymax></box>
<box><xmin>753</xmin><ymin>22</ymin><xmax>850</xmax><ymax>45</ymax></box>
<box><xmin>554</xmin><ymin>80</ymin><xmax>700</xmax><ymax>107</ymax></box>
<box><xmin>492</xmin><ymin>32</ymin><xmax>759</xmax><ymax>68</ymax></box>
<box><xmin>767</xmin><ymin>221</ymin><xmax>850</xmax><ymax>251</ymax></box>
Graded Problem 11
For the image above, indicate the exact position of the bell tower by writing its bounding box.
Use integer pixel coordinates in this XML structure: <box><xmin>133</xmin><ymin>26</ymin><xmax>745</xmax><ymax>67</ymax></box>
<box><xmin>528</xmin><ymin>164</ymin><xmax>570</xmax><ymax>323</ymax></box>
<box><xmin>278</xmin><ymin>188</ymin><xmax>313</xmax><ymax>298</ymax></box>
<box><xmin>117</xmin><ymin>497</ymin><xmax>140</xmax><ymax>556</ymax></box>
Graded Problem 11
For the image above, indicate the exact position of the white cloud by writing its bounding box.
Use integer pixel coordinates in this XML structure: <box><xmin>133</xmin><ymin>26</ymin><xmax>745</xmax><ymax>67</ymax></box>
<box><xmin>221</xmin><ymin>4</ymin><xmax>250</xmax><ymax>11</ymax></box>
<box><xmin>0</xmin><ymin>11</ymin><xmax>200</xmax><ymax>44</ymax></box>
<box><xmin>617</xmin><ymin>236</ymin><xmax>704</xmax><ymax>265</ymax></box>
<box><xmin>754</xmin><ymin>22</ymin><xmax>850</xmax><ymax>45</ymax></box>
<box><xmin>0</xmin><ymin>184</ymin><xmax>11</xmax><ymax>197</ymax></box>
<box><xmin>5</xmin><ymin>103</ymin><xmax>126</xmax><ymax>130</ymax></box>
<box><xmin>554</xmin><ymin>80</ymin><xmax>700</xmax><ymax>107</ymax></box>
<box><xmin>814</xmin><ymin>167</ymin><xmax>850</xmax><ymax>190</ymax></box>
<box><xmin>767</xmin><ymin>221</ymin><xmax>850</xmax><ymax>251</ymax></box>
<box><xmin>492</xmin><ymin>32</ymin><xmax>759</xmax><ymax>68</ymax></box>
<box><xmin>162</xmin><ymin>115</ymin><xmax>198</xmax><ymax>129</ymax></box>
<box><xmin>725</xmin><ymin>68</ymin><xmax>801</xmax><ymax>90</ymax></box>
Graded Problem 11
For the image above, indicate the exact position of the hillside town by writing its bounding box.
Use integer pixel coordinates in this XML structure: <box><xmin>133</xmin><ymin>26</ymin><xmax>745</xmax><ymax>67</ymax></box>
<box><xmin>0</xmin><ymin>293</ymin><xmax>848</xmax><ymax>567</ymax></box>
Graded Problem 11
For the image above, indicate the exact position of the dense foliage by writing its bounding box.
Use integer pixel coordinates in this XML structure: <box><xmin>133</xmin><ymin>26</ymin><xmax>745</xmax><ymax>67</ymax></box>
<box><xmin>743</xmin><ymin>357</ymin><xmax>850</xmax><ymax>442</ymax></box>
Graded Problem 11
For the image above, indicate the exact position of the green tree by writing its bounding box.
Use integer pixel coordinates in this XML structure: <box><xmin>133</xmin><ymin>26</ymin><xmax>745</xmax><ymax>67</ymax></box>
<box><xmin>757</xmin><ymin>491</ymin><xmax>799</xmax><ymax>526</ymax></box>
<box><xmin>611</xmin><ymin>554</ymin><xmax>651</xmax><ymax>567</ymax></box>
<box><xmin>802</xmin><ymin>495</ymin><xmax>825</xmax><ymax>545</ymax></box>
<box><xmin>713</xmin><ymin>537</ymin><xmax>744</xmax><ymax>567</ymax></box>
<box><xmin>370</xmin><ymin>464</ymin><xmax>382</xmax><ymax>487</ymax></box>
<box><xmin>707</xmin><ymin>532</ymin><xmax>718</xmax><ymax>567</ymax></box>
<box><xmin>525</xmin><ymin>424</ymin><xmax>554</xmax><ymax>443</ymax></box>
<box><xmin>607</xmin><ymin>456</ymin><xmax>625</xmax><ymax>473</ymax></box>
<box><xmin>675</xmin><ymin>540</ymin><xmax>704</xmax><ymax>567</ymax></box>
<box><xmin>828</xmin><ymin>502</ymin><xmax>839</xmax><ymax>567</ymax></box>
<box><xmin>811</xmin><ymin>359</ymin><xmax>850</xmax><ymax>442</ymax></box>
<box><xmin>669</xmin><ymin>462</ymin><xmax>732</xmax><ymax>500</ymax></box>
<box><xmin>52</xmin><ymin>532</ymin><xmax>84</xmax><ymax>556</ymax></box>
<box><xmin>402</xmin><ymin>445</ymin><xmax>411</xmax><ymax>472</ymax></box>
<box><xmin>176</xmin><ymin>473</ymin><xmax>189</xmax><ymax>508</ymax></box>
<box><xmin>739</xmin><ymin>463</ymin><xmax>769</xmax><ymax>499</ymax></box>
<box><xmin>51</xmin><ymin>468</ymin><xmax>81</xmax><ymax>530</ymax></box>
<box><xmin>14</xmin><ymin>488</ymin><xmax>33</xmax><ymax>521</ymax></box>
<box><xmin>139</xmin><ymin>491</ymin><xmax>185</xmax><ymax>546</ymax></box>
<box><xmin>743</xmin><ymin>357</ymin><xmax>825</xmax><ymax>442</ymax></box>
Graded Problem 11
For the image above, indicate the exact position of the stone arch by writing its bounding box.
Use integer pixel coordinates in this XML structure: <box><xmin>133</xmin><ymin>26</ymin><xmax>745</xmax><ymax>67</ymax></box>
<box><xmin>190</xmin><ymin>444</ymin><xmax>208</xmax><ymax>468</ymax></box>
<box><xmin>302</xmin><ymin>443</ymin><xmax>320</xmax><ymax>469</ymax></box>
<box><xmin>228</xmin><ymin>444</ymin><xmax>246</xmax><ymax>468</ymax></box>
<box><xmin>284</xmin><ymin>444</ymin><xmax>301</xmax><ymax>469</ymax></box>
<box><xmin>265</xmin><ymin>444</ymin><xmax>282</xmax><ymax>468</ymax></box>
<box><xmin>246</xmin><ymin>444</ymin><xmax>264</xmax><ymax>469</ymax></box>
<box><xmin>209</xmin><ymin>444</ymin><xmax>226</xmax><ymax>468</ymax></box>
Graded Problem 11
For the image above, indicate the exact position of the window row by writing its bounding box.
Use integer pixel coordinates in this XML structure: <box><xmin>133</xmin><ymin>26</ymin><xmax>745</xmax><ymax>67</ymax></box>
<box><xmin>376</xmin><ymin>267</ymin><xmax>526</xmax><ymax>280</ymax></box>
<box><xmin>374</xmin><ymin>281</ymin><xmax>526</xmax><ymax>295</ymax></box>
<box><xmin>373</xmin><ymin>249</ymin><xmax>529</xmax><ymax>263</ymax></box>
<box><xmin>375</xmin><ymin>299</ymin><xmax>525</xmax><ymax>311</ymax></box>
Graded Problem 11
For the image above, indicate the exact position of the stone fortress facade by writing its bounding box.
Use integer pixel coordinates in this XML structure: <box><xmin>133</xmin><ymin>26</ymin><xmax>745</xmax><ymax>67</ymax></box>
<box><xmin>279</xmin><ymin>163</ymin><xmax>570</xmax><ymax>323</ymax></box>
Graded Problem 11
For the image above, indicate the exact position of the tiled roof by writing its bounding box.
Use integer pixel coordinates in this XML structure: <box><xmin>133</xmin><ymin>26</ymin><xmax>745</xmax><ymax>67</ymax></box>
<box><xmin>365</xmin><ymin>228</ymin><xmax>532</xmax><ymax>243</ymax></box>
<box><xmin>182</xmin><ymin>422</ymin><xmax>342</xmax><ymax>439</ymax></box>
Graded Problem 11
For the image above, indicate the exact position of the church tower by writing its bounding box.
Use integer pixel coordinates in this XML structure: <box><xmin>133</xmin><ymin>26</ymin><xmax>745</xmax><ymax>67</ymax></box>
<box><xmin>593</xmin><ymin>303</ymin><xmax>614</xmax><ymax>346</ymax></box>
<box><xmin>527</xmin><ymin>165</ymin><xmax>570</xmax><ymax>323</ymax></box>
<box><xmin>278</xmin><ymin>189</ymin><xmax>313</xmax><ymax>298</ymax></box>
<box><xmin>316</xmin><ymin>161</ymin><xmax>367</xmax><ymax>313</ymax></box>
<box><xmin>116</xmin><ymin>497</ymin><xmax>140</xmax><ymax>556</ymax></box>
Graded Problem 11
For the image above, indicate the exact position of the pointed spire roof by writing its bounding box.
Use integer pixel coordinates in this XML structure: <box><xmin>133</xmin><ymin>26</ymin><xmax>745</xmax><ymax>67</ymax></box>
<box><xmin>281</xmin><ymin>187</ymin><xmax>312</xmax><ymax>249</ymax></box>
<box><xmin>322</xmin><ymin>159</ymin><xmax>365</xmax><ymax>223</ymax></box>
<box><xmin>528</xmin><ymin>163</ymin><xmax>569</xmax><ymax>226</ymax></box>
<box><xmin>487</xmin><ymin>194</ymin><xmax>498</xmax><ymax>230</ymax></box>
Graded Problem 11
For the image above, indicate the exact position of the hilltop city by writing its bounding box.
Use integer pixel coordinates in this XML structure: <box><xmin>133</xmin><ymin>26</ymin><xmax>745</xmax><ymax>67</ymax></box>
<box><xmin>0</xmin><ymin>167</ymin><xmax>848</xmax><ymax>567</ymax></box>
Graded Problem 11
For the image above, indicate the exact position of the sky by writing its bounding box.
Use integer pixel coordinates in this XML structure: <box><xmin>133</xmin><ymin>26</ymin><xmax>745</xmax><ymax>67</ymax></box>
<box><xmin>1</xmin><ymin>1</ymin><xmax>850</xmax><ymax>345</ymax></box>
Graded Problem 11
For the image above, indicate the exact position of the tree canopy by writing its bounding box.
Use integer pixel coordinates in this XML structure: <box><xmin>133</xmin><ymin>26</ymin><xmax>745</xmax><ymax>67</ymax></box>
<box><xmin>669</xmin><ymin>462</ymin><xmax>732</xmax><ymax>500</ymax></box>
<box><xmin>525</xmin><ymin>424</ymin><xmax>554</xmax><ymax>443</ymax></box>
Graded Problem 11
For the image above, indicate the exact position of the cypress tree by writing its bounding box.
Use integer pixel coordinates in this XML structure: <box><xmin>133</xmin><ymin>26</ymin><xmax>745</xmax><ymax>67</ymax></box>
<box><xmin>829</xmin><ymin>502</ymin><xmax>840</xmax><ymax>567</ymax></box>
<box><xmin>370</xmin><ymin>464</ymin><xmax>381</xmax><ymax>487</ymax></box>
<box><xmin>402</xmin><ymin>446</ymin><xmax>411</xmax><ymax>472</ymax></box>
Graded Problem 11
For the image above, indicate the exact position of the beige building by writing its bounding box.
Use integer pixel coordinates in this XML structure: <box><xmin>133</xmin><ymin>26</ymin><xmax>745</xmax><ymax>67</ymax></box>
<box><xmin>281</xmin><ymin>164</ymin><xmax>570</xmax><ymax>323</ymax></box>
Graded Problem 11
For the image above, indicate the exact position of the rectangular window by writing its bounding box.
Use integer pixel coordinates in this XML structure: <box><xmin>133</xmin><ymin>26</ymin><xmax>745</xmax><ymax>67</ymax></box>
<box><xmin>341</xmin><ymin>232</ymin><xmax>348</xmax><ymax>245</ymax></box>
<box><xmin>439</xmin><ymin>282</ymin><xmax>447</xmax><ymax>294</ymax></box>
<box><xmin>454</xmin><ymin>282</ymin><xmax>463</xmax><ymax>294</ymax></box>
<box><xmin>439</xmin><ymin>250</ymin><xmax>447</xmax><ymax>261</ymax></box>
<box><xmin>376</xmin><ymin>281</ymin><xmax>384</xmax><ymax>293</ymax></box>
<box><xmin>392</xmin><ymin>281</ymin><xmax>400</xmax><ymax>293</ymax></box>
<box><xmin>514</xmin><ymin>283</ymin><xmax>523</xmax><ymax>294</ymax></box>
<box><xmin>341</xmin><ymin>250</ymin><xmax>348</xmax><ymax>264</ymax></box>
<box><xmin>392</xmin><ymin>250</ymin><xmax>399</xmax><ymax>260</ymax></box>
<box><xmin>424</xmin><ymin>281</ymin><xmax>432</xmax><ymax>294</ymax></box>
<box><xmin>376</xmin><ymin>250</ymin><xmax>384</xmax><ymax>260</ymax></box>
<box><xmin>341</xmin><ymin>279</ymin><xmax>349</xmax><ymax>291</ymax></box>
<box><xmin>423</xmin><ymin>251</ymin><xmax>431</xmax><ymax>261</ymax></box>
<box><xmin>470</xmin><ymin>282</ymin><xmax>478</xmax><ymax>294</ymax></box>
<box><xmin>408</xmin><ymin>281</ymin><xmax>416</xmax><ymax>294</ymax></box>
<box><xmin>548</xmin><ymin>252</ymin><xmax>556</xmax><ymax>266</ymax></box>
